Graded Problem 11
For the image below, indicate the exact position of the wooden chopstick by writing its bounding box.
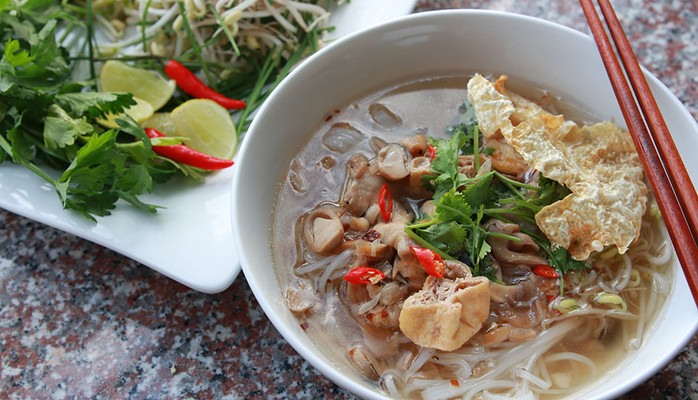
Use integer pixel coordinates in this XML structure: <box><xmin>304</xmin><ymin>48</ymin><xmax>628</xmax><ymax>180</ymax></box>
<box><xmin>596</xmin><ymin>0</ymin><xmax>698</xmax><ymax>241</ymax></box>
<box><xmin>579</xmin><ymin>0</ymin><xmax>698</xmax><ymax>303</ymax></box>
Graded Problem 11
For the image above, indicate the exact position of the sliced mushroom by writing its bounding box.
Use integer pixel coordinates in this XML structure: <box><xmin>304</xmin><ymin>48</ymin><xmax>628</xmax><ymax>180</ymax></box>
<box><xmin>400</xmin><ymin>134</ymin><xmax>428</xmax><ymax>157</ymax></box>
<box><xmin>483</xmin><ymin>136</ymin><xmax>529</xmax><ymax>177</ymax></box>
<box><xmin>377</xmin><ymin>143</ymin><xmax>411</xmax><ymax>181</ymax></box>
<box><xmin>304</xmin><ymin>207</ymin><xmax>344</xmax><ymax>253</ymax></box>
<box><xmin>341</xmin><ymin>154</ymin><xmax>385</xmax><ymax>216</ymax></box>
<box><xmin>419</xmin><ymin>200</ymin><xmax>436</xmax><ymax>217</ymax></box>
<box><xmin>286</xmin><ymin>287</ymin><xmax>315</xmax><ymax>314</ymax></box>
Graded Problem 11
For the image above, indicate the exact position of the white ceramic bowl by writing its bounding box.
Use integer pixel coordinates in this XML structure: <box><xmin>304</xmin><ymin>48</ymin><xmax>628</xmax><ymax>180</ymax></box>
<box><xmin>231</xmin><ymin>10</ymin><xmax>698</xmax><ymax>399</ymax></box>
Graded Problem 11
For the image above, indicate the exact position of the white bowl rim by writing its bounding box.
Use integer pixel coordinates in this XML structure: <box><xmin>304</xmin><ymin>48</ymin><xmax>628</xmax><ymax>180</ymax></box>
<box><xmin>232</xmin><ymin>8</ymin><xmax>698</xmax><ymax>400</ymax></box>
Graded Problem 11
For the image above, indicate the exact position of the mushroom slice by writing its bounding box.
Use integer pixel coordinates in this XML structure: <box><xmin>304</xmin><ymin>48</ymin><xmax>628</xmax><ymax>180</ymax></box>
<box><xmin>377</xmin><ymin>143</ymin><xmax>411</xmax><ymax>181</ymax></box>
<box><xmin>304</xmin><ymin>207</ymin><xmax>344</xmax><ymax>253</ymax></box>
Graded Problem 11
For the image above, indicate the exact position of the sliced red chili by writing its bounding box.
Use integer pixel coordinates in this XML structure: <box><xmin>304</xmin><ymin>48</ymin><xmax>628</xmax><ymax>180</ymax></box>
<box><xmin>378</xmin><ymin>183</ymin><xmax>392</xmax><ymax>223</ymax></box>
<box><xmin>145</xmin><ymin>128</ymin><xmax>234</xmax><ymax>170</ymax></box>
<box><xmin>532</xmin><ymin>265</ymin><xmax>560</xmax><ymax>278</ymax></box>
<box><xmin>428</xmin><ymin>145</ymin><xmax>436</xmax><ymax>160</ymax></box>
<box><xmin>164</xmin><ymin>60</ymin><xmax>246</xmax><ymax>110</ymax></box>
<box><xmin>343</xmin><ymin>267</ymin><xmax>386</xmax><ymax>285</ymax></box>
<box><xmin>410</xmin><ymin>246</ymin><xmax>445</xmax><ymax>278</ymax></box>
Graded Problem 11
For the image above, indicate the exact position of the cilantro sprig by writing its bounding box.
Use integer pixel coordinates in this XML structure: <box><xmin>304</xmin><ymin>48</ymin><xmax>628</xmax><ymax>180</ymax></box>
<box><xmin>405</xmin><ymin>101</ymin><xmax>591</xmax><ymax>283</ymax></box>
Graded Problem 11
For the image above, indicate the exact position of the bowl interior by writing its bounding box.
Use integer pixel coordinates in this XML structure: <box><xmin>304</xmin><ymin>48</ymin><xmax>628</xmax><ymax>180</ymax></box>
<box><xmin>231</xmin><ymin>9</ymin><xmax>698</xmax><ymax>400</ymax></box>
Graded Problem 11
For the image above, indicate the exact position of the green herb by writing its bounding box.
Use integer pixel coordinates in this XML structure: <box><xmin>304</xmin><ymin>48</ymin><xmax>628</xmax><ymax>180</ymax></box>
<box><xmin>1</xmin><ymin>0</ymin><xmax>341</xmax><ymax>221</ymax></box>
<box><xmin>523</xmin><ymin>228</ymin><xmax>592</xmax><ymax>294</ymax></box>
<box><xmin>0</xmin><ymin>6</ymin><xmax>188</xmax><ymax>220</ymax></box>
<box><xmin>407</xmin><ymin>106</ymin><xmax>589</xmax><ymax>283</ymax></box>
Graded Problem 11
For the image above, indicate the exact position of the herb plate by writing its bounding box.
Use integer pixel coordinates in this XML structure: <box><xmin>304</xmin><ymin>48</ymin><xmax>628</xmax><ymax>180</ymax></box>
<box><xmin>0</xmin><ymin>0</ymin><xmax>417</xmax><ymax>294</ymax></box>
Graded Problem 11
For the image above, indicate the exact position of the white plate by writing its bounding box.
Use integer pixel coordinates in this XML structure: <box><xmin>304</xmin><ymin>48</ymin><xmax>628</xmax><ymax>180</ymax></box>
<box><xmin>0</xmin><ymin>0</ymin><xmax>417</xmax><ymax>294</ymax></box>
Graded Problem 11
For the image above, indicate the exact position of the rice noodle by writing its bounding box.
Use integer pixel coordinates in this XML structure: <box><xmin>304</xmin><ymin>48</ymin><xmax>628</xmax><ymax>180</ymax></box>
<box><xmin>430</xmin><ymin>353</ymin><xmax>473</xmax><ymax>378</ymax></box>
<box><xmin>517</xmin><ymin>368</ymin><xmax>551</xmax><ymax>390</ymax></box>
<box><xmin>407</xmin><ymin>347</ymin><xmax>436</xmax><ymax>374</ymax></box>
<box><xmin>294</xmin><ymin>254</ymin><xmax>335</xmax><ymax>275</ymax></box>
<box><xmin>611</xmin><ymin>253</ymin><xmax>632</xmax><ymax>291</ymax></box>
<box><xmin>317</xmin><ymin>249</ymin><xmax>352</xmax><ymax>292</ymax></box>
<box><xmin>397</xmin><ymin>211</ymin><xmax>671</xmax><ymax>399</ymax></box>
<box><xmin>379</xmin><ymin>371</ymin><xmax>402</xmax><ymax>398</ymax></box>
<box><xmin>543</xmin><ymin>352</ymin><xmax>597</xmax><ymax>377</ymax></box>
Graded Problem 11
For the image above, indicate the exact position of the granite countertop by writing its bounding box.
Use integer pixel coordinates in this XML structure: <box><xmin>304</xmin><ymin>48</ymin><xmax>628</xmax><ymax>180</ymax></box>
<box><xmin>1</xmin><ymin>0</ymin><xmax>697</xmax><ymax>398</ymax></box>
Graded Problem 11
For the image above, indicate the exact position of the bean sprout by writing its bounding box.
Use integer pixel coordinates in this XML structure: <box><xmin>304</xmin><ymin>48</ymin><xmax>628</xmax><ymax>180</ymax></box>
<box><xmin>94</xmin><ymin>0</ymin><xmax>344</xmax><ymax>68</ymax></box>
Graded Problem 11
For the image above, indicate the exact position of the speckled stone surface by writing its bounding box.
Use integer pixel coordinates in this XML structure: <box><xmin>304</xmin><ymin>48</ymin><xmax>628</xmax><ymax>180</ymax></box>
<box><xmin>1</xmin><ymin>1</ymin><xmax>697</xmax><ymax>399</ymax></box>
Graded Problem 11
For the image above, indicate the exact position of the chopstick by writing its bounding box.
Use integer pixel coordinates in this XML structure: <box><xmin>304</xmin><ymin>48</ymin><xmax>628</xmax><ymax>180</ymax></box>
<box><xmin>579</xmin><ymin>0</ymin><xmax>698</xmax><ymax>303</ymax></box>
<box><xmin>595</xmin><ymin>0</ymin><xmax>698</xmax><ymax>239</ymax></box>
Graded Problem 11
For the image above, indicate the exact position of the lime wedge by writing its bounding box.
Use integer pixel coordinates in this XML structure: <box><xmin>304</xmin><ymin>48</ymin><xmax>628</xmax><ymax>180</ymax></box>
<box><xmin>99</xmin><ymin>60</ymin><xmax>176</xmax><ymax>112</ymax></box>
<box><xmin>169</xmin><ymin>99</ymin><xmax>237</xmax><ymax>159</ymax></box>
<box><xmin>142</xmin><ymin>112</ymin><xmax>178</xmax><ymax>137</ymax></box>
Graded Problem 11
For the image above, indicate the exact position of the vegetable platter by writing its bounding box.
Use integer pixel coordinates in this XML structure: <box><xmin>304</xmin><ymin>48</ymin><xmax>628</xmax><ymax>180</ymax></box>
<box><xmin>0</xmin><ymin>0</ymin><xmax>418</xmax><ymax>293</ymax></box>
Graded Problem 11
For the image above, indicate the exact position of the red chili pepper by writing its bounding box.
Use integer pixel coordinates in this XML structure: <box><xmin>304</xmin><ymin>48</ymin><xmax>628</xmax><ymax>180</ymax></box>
<box><xmin>164</xmin><ymin>60</ymin><xmax>246</xmax><ymax>110</ymax></box>
<box><xmin>410</xmin><ymin>246</ymin><xmax>445</xmax><ymax>278</ymax></box>
<box><xmin>378</xmin><ymin>183</ymin><xmax>392</xmax><ymax>223</ymax></box>
<box><xmin>343</xmin><ymin>267</ymin><xmax>386</xmax><ymax>285</ymax></box>
<box><xmin>532</xmin><ymin>265</ymin><xmax>560</xmax><ymax>278</ymax></box>
<box><xmin>428</xmin><ymin>145</ymin><xmax>436</xmax><ymax>160</ymax></box>
<box><xmin>145</xmin><ymin>128</ymin><xmax>234</xmax><ymax>170</ymax></box>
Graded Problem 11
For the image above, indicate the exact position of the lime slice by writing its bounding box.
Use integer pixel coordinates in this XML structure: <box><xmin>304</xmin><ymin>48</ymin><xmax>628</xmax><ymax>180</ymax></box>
<box><xmin>99</xmin><ymin>60</ymin><xmax>176</xmax><ymax>112</ymax></box>
<box><xmin>169</xmin><ymin>99</ymin><xmax>237</xmax><ymax>160</ymax></box>
<box><xmin>142</xmin><ymin>112</ymin><xmax>178</xmax><ymax>137</ymax></box>
<box><xmin>96</xmin><ymin>97</ymin><xmax>154</xmax><ymax>129</ymax></box>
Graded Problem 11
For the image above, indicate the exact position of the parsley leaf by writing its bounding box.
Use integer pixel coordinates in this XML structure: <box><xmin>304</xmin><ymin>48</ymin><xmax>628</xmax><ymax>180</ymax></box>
<box><xmin>43</xmin><ymin>104</ymin><xmax>94</xmax><ymax>150</ymax></box>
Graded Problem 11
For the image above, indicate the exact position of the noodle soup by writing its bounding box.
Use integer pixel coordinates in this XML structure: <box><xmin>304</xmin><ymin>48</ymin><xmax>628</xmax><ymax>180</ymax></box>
<box><xmin>270</xmin><ymin>74</ymin><xmax>673</xmax><ymax>399</ymax></box>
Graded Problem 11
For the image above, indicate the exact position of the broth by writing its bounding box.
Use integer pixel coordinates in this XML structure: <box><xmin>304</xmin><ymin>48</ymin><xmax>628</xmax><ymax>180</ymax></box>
<box><xmin>270</xmin><ymin>75</ymin><xmax>672</xmax><ymax>399</ymax></box>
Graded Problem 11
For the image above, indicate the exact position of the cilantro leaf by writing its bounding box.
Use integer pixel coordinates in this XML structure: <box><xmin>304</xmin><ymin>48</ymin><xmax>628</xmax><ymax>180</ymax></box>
<box><xmin>547</xmin><ymin>246</ymin><xmax>592</xmax><ymax>275</ymax></box>
<box><xmin>416</xmin><ymin>221</ymin><xmax>468</xmax><ymax>255</ymax></box>
<box><xmin>532</xmin><ymin>175</ymin><xmax>571</xmax><ymax>212</ymax></box>
<box><xmin>428</xmin><ymin>130</ymin><xmax>465</xmax><ymax>200</ymax></box>
<box><xmin>436</xmin><ymin>189</ymin><xmax>472</xmax><ymax>225</ymax></box>
<box><xmin>461</xmin><ymin>172</ymin><xmax>493</xmax><ymax>210</ymax></box>
<box><xmin>55</xmin><ymin>91</ymin><xmax>137</xmax><ymax>119</ymax></box>
<box><xmin>463</xmin><ymin>209</ymin><xmax>492</xmax><ymax>274</ymax></box>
